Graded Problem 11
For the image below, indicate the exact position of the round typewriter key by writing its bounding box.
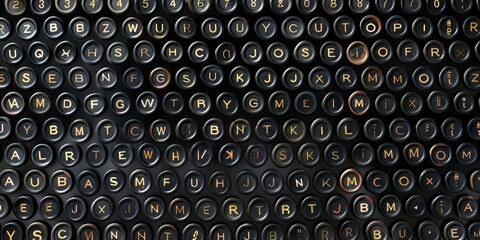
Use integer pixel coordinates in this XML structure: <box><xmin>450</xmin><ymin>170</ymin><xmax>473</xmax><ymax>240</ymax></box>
<box><xmin>176</xmin><ymin>118</ymin><xmax>198</xmax><ymax>141</ymax></box>
<box><xmin>262</xmin><ymin>224</ymin><xmax>283</xmax><ymax>240</ymax></box>
<box><xmin>366</xmin><ymin>170</ymin><xmax>389</xmax><ymax>194</ymax></box>
<box><xmin>111</xmin><ymin>143</ymin><xmax>134</xmax><ymax>167</ymax></box>
<box><xmin>91</xmin><ymin>196</ymin><xmax>113</xmax><ymax>220</ymax></box>
<box><xmin>15</xmin><ymin>118</ymin><xmax>37</xmax><ymax>142</ymax></box>
<box><xmin>184</xmin><ymin>170</ymin><xmax>205</xmax><ymax>195</ymax></box>
<box><xmin>0</xmin><ymin>169</ymin><xmax>20</xmax><ymax>193</ymax></box>
<box><xmin>427</xmin><ymin>91</ymin><xmax>449</xmax><ymax>113</ymax></box>
<box><xmin>403</xmin><ymin>142</ymin><xmax>425</xmax><ymax>166</ymax></box>
<box><xmin>267</xmin><ymin>42</ymin><xmax>289</xmax><ymax>64</ymax></box>
<box><xmin>157</xmin><ymin>225</ymin><xmax>178</xmax><ymax>240</ymax></box>
<box><xmin>283</xmin><ymin>119</ymin><xmax>306</xmax><ymax>142</ymax></box>
<box><xmin>216</xmin><ymin>0</ymin><xmax>237</xmax><ymax>12</ymax></box>
<box><xmin>190</xmin><ymin>141</ymin><xmax>213</xmax><ymax>167</ymax></box>
<box><xmin>272</xmin><ymin>143</ymin><xmax>294</xmax><ymax>167</ymax></box>
<box><xmin>27</xmin><ymin>222</ymin><xmax>48</xmax><ymax>240</ymax></box>
<box><xmin>375</xmin><ymin>0</ymin><xmax>395</xmax><ymax>13</ymax></box>
<box><xmin>143</xmin><ymin>197</ymin><xmax>165</xmax><ymax>221</ymax></box>
<box><xmin>175</xmin><ymin>17</ymin><xmax>196</xmax><ymax>39</ymax></box>
<box><xmin>364</xmin><ymin>118</ymin><xmax>385</xmax><ymax>141</ymax></box>
<box><xmin>63</xmin><ymin>197</ymin><xmax>87</xmax><ymax>222</ymax></box>
<box><xmin>123</xmin><ymin>120</ymin><xmax>145</xmax><ymax>142</ymax></box>
<box><xmin>215</xmin><ymin>43</ymin><xmax>236</xmax><ymax>65</ymax></box>
<box><xmin>54</xmin><ymin>41</ymin><xmax>76</xmax><ymax>64</ymax></box>
<box><xmin>201</xmin><ymin>18</ymin><xmax>223</xmax><ymax>40</ymax></box>
<box><xmin>308</xmin><ymin>67</ymin><xmax>332</xmax><ymax>90</ymax></box>
<box><xmin>1</xmin><ymin>222</ymin><xmax>23</xmax><ymax>240</ymax></box>
<box><xmin>28</xmin><ymin>42</ymin><xmax>50</xmax><ymax>65</ymax></box>
<box><xmin>324</xmin><ymin>142</ymin><xmax>347</xmax><ymax>166</ymax></box>
<box><xmin>339</xmin><ymin>169</ymin><xmax>362</xmax><ymax>193</ymax></box>
<box><xmin>246</xmin><ymin>144</ymin><xmax>267</xmax><ymax>167</ymax></box>
<box><xmin>454</xmin><ymin>91</ymin><xmax>474</xmax><ymax>114</ymax></box>
<box><xmin>350</xmin><ymin>0</ymin><xmax>370</xmax><ymax>12</ymax></box>
<box><xmin>314</xmin><ymin>170</ymin><xmax>336</xmax><ymax>194</ymax></box>
<box><xmin>430</xmin><ymin>195</ymin><xmax>453</xmax><ymax>218</ymax></box>
<box><xmin>281</xmin><ymin>17</ymin><xmax>303</xmax><ymax>39</ymax></box>
<box><xmin>282</xmin><ymin>67</ymin><xmax>303</xmax><ymax>90</ymax></box>
<box><xmin>106</xmin><ymin>42</ymin><xmax>128</xmax><ymax>64</ymax></box>
<box><xmin>323</xmin><ymin>0</ymin><xmax>344</xmax><ymax>14</ymax></box>
<box><xmin>310</xmin><ymin>118</ymin><xmax>332</xmax><ymax>142</ymax></box>
<box><xmin>413</xmin><ymin>17</ymin><xmax>433</xmax><ymax>40</ymax></box>
<box><xmin>415</xmin><ymin>119</ymin><xmax>437</xmax><ymax>141</ymax></box>
<box><xmin>322</xmin><ymin>92</ymin><xmax>344</xmax><ymax>116</ymax></box>
<box><xmin>67</xmin><ymin>67</ymin><xmax>89</xmax><ymax>90</ymax></box>
<box><xmin>222</xmin><ymin>198</ymin><xmax>244</xmax><ymax>221</ymax></box>
<box><xmin>78</xmin><ymin>224</ymin><xmax>101</xmax><ymax>240</ymax></box>
<box><xmin>175</xmin><ymin>67</ymin><xmax>196</xmax><ymax>89</ymax></box>
<box><xmin>298</xmin><ymin>143</ymin><xmax>320</xmax><ymax>166</ymax></box>
<box><xmin>400</xmin><ymin>92</ymin><xmax>423</xmax><ymax>115</ymax></box>
<box><xmin>3</xmin><ymin>43</ymin><xmax>24</xmax><ymax>65</ymax></box>
<box><xmin>136</xmin><ymin>91</ymin><xmax>158</xmax><ymax>115</ymax></box>
<box><xmin>188</xmin><ymin>41</ymin><xmax>209</xmax><ymax>63</ymax></box>
<box><xmin>296</xmin><ymin>0</ymin><xmax>317</xmax><ymax>13</ymax></box>
<box><xmin>445</xmin><ymin>170</ymin><xmax>466</xmax><ymax>193</ymax></box>
<box><xmin>42</xmin><ymin>66</ymin><xmax>63</xmax><ymax>89</ymax></box>
<box><xmin>300</xmin><ymin>196</ymin><xmax>322</xmax><ymax>220</ymax></box>
<box><xmin>393</xmin><ymin>169</ymin><xmax>415</xmax><ymax>192</ymax></box>
<box><xmin>51</xmin><ymin>170</ymin><xmax>73</xmax><ymax>194</ymax></box>
<box><xmin>268</xmin><ymin>91</ymin><xmax>290</xmax><ymax>115</ymax></box>
<box><xmin>104</xmin><ymin>223</ymin><xmax>126</xmax><ymax>240</ymax></box>
<box><xmin>261</xmin><ymin>170</ymin><xmax>283</xmax><ymax>194</ymax></box>
<box><xmin>4</xmin><ymin>143</ymin><xmax>26</xmax><ymax>167</ymax></box>
<box><xmin>117</xmin><ymin>197</ymin><xmax>140</xmax><ymax>221</ymax></box>
<box><xmin>39</xmin><ymin>195</ymin><xmax>61</xmax><ymax>219</ymax></box>
<box><xmin>379</xmin><ymin>194</ymin><xmax>402</xmax><ymax>218</ymax></box>
<box><xmin>236</xmin><ymin>224</ymin><xmax>258</xmax><ymax>240</ymax></box>
<box><xmin>187</xmin><ymin>0</ymin><xmax>211</xmax><ymax>14</ymax></box>
<box><xmin>44</xmin><ymin>16</ymin><xmax>64</xmax><ymax>39</ymax></box>
<box><xmin>103</xmin><ymin>169</ymin><xmax>125</xmax><ymax>193</ymax></box>
<box><xmin>77</xmin><ymin>170</ymin><xmax>100</xmax><ymax>196</ymax></box>
<box><xmin>165</xmin><ymin>144</ymin><xmax>186</xmax><ymax>167</ymax></box>
<box><xmin>164</xmin><ymin>0</ymin><xmax>184</xmax><ymax>13</ymax></box>
<box><xmin>14</xmin><ymin>67</ymin><xmax>37</xmax><ymax>89</ymax></box>
<box><xmin>0</xmin><ymin>18</ymin><xmax>11</xmax><ymax>40</ymax></box>
<box><xmin>81</xmin><ymin>40</ymin><xmax>103</xmax><ymax>64</ymax></box>
<box><xmin>288</xmin><ymin>224</ymin><xmax>309</xmax><ymax>240</ymax></box>
<box><xmin>203</xmin><ymin>118</ymin><xmax>225</xmax><ymax>141</ymax></box>
<box><xmin>426</xmin><ymin>0</ymin><xmax>446</xmax><ymax>15</ymax></box>
<box><xmin>196</xmin><ymin>198</ymin><xmax>217</xmax><ymax>221</ymax></box>
<box><xmin>31</xmin><ymin>144</ymin><xmax>53</xmax><ymax>167</ymax></box>
<box><xmin>0</xmin><ymin>67</ymin><xmax>12</xmax><ymax>89</ymax></box>
<box><xmin>200</xmin><ymin>65</ymin><xmax>223</xmax><ymax>87</ymax></box>
<box><xmin>147</xmin><ymin>17</ymin><xmax>168</xmax><ymax>39</ymax></box>
<box><xmin>392</xmin><ymin>222</ymin><xmax>414</xmax><ymax>240</ymax></box>
<box><xmin>339</xmin><ymin>220</ymin><xmax>360</xmax><ymax>240</ymax></box>
<box><xmin>13</xmin><ymin>196</ymin><xmax>34</xmax><ymax>220</ymax></box>
<box><xmin>189</xmin><ymin>93</ymin><xmax>211</xmax><ymax>115</ymax></box>
<box><xmin>82</xmin><ymin>0</ymin><xmax>103</xmax><ymax>13</ymax></box>
<box><xmin>307</xmin><ymin>17</ymin><xmax>329</xmax><ymax>39</ymax></box>
<box><xmin>0</xmin><ymin>117</ymin><xmax>11</xmax><ymax>140</ymax></box>
<box><xmin>360</xmin><ymin>15</ymin><xmax>382</xmax><ymax>38</ymax></box>
<box><xmin>243</xmin><ymin>0</ymin><xmax>264</xmax><ymax>13</ymax></box>
<box><xmin>183</xmin><ymin>224</ymin><xmax>205</xmax><ymax>240</ymax></box>
<box><xmin>138</xmin><ymin>143</ymin><xmax>160</xmax><ymax>167</ymax></box>
<box><xmin>397</xmin><ymin>39</ymin><xmax>420</xmax><ymax>63</ymax></box>
<box><xmin>247</xmin><ymin>197</ymin><xmax>269</xmax><ymax>222</ymax></box>
<box><xmin>216</xmin><ymin>92</ymin><xmax>238</xmax><ymax>116</ymax></box>
<box><xmin>352</xmin><ymin>195</ymin><xmax>374</xmax><ymax>219</ymax></box>
<box><xmin>42</xmin><ymin>118</ymin><xmax>65</xmax><ymax>142</ymax></box>
<box><xmin>97</xmin><ymin>120</ymin><xmax>118</xmax><ymax>143</ymax></box>
<box><xmin>58</xmin><ymin>143</ymin><xmax>81</xmax><ymax>167</ymax></box>
<box><xmin>352</xmin><ymin>143</ymin><xmax>374</xmax><ymax>166</ymax></box>
<box><xmin>457</xmin><ymin>196</ymin><xmax>478</xmax><ymax>219</ymax></box>
<box><xmin>236</xmin><ymin>171</ymin><xmax>257</xmax><ymax>194</ymax></box>
<box><xmin>456</xmin><ymin>143</ymin><xmax>477</xmax><ymax>166</ymax></box>
<box><xmin>386</xmin><ymin>16</ymin><xmax>407</xmax><ymax>39</ymax></box>
<box><xmin>441</xmin><ymin>118</ymin><xmax>462</xmax><ymax>141</ymax></box>
<box><xmin>69</xmin><ymin>17</ymin><xmax>90</xmax><ymax>39</ymax></box>
<box><xmin>423</xmin><ymin>40</ymin><xmax>444</xmax><ymax>64</ymax></box>
<box><xmin>288</xmin><ymin>170</ymin><xmax>310</xmax><ymax>194</ymax></box>
<box><xmin>366</xmin><ymin>221</ymin><xmax>388</xmax><ymax>240</ymax></box>
<box><xmin>108</xmin><ymin>0</ymin><xmax>129</xmax><ymax>13</ymax></box>
<box><xmin>449</xmin><ymin>41</ymin><xmax>470</xmax><ymax>64</ymax></box>
<box><xmin>84</xmin><ymin>93</ymin><xmax>105</xmax><ymax>116</ymax></box>
<box><xmin>401</xmin><ymin>0</ymin><xmax>422</xmax><ymax>13</ymax></box>
<box><xmin>371</xmin><ymin>40</ymin><xmax>393</xmax><ymax>64</ymax></box>
<box><xmin>111</xmin><ymin>93</ymin><xmax>130</xmax><ymax>115</ymax></box>
<box><xmin>134</xmin><ymin>41</ymin><xmax>155</xmax><ymax>64</ymax></box>
<box><xmin>443</xmin><ymin>221</ymin><xmax>466</xmax><ymax>240</ymax></box>
<box><xmin>326</xmin><ymin>196</ymin><xmax>348</xmax><ymax>220</ymax></box>
<box><xmin>219</xmin><ymin>143</ymin><xmax>241</xmax><ymax>166</ymax></box>
<box><xmin>5</xmin><ymin>0</ymin><xmax>27</xmax><ymax>15</ymax></box>
<box><xmin>2</xmin><ymin>92</ymin><xmax>24</xmax><ymax>115</ymax></box>
<box><xmin>85</xmin><ymin>144</ymin><xmax>106</xmax><ymax>167</ymax></box>
<box><xmin>241</xmin><ymin>42</ymin><xmax>263</xmax><ymax>65</ymax></box>
<box><xmin>52</xmin><ymin>223</ymin><xmax>74</xmax><ymax>240</ymax></box>
<box><xmin>122</xmin><ymin>68</ymin><xmax>143</xmax><ymax>89</ymax></box>
<box><xmin>169</xmin><ymin>198</ymin><xmax>191</xmax><ymax>221</ymax></box>
<box><xmin>315</xmin><ymin>222</ymin><xmax>335</xmax><ymax>240</ymax></box>
<box><xmin>439</xmin><ymin>16</ymin><xmax>459</xmax><ymax>39</ymax></box>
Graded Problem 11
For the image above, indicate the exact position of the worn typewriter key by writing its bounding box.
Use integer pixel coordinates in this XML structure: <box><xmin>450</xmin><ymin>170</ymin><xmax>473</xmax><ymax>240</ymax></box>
<box><xmin>333</xmin><ymin>16</ymin><xmax>355</xmax><ymax>39</ymax></box>
<box><xmin>216</xmin><ymin>0</ymin><xmax>237</xmax><ymax>13</ymax></box>
<box><xmin>55</xmin><ymin>0</ymin><xmax>77</xmax><ymax>13</ymax></box>
<box><xmin>386</xmin><ymin>16</ymin><xmax>407</xmax><ymax>39</ymax></box>
<box><xmin>366</xmin><ymin>221</ymin><xmax>388</xmax><ymax>240</ymax></box>
<box><xmin>247</xmin><ymin>197</ymin><xmax>270</xmax><ymax>221</ymax></box>
<box><xmin>326</xmin><ymin>196</ymin><xmax>348</xmax><ymax>220</ymax></box>
<box><xmin>39</xmin><ymin>195</ymin><xmax>61</xmax><ymax>219</ymax></box>
<box><xmin>5</xmin><ymin>0</ymin><xmax>27</xmax><ymax>15</ymax></box>
<box><xmin>323</xmin><ymin>0</ymin><xmax>344</xmax><ymax>14</ymax></box>
<box><xmin>0</xmin><ymin>18</ymin><xmax>11</xmax><ymax>40</ymax></box>
<box><xmin>3</xmin><ymin>43</ymin><xmax>24</xmax><ymax>65</ymax></box>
